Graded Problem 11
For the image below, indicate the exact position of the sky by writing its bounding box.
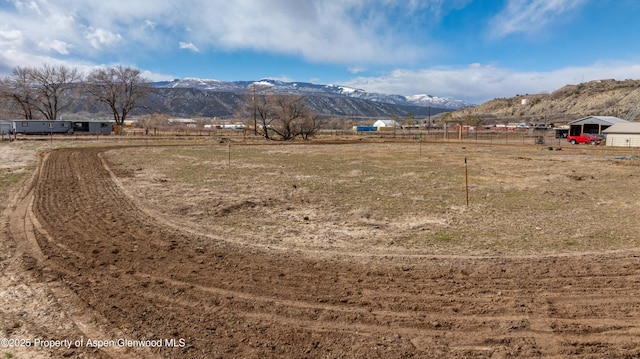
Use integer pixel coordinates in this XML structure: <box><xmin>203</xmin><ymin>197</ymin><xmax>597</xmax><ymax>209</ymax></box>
<box><xmin>1</xmin><ymin>0</ymin><xmax>640</xmax><ymax>104</ymax></box>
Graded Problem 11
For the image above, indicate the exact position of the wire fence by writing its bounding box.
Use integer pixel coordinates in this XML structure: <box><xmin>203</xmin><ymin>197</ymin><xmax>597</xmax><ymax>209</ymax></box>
<box><xmin>0</xmin><ymin>127</ymin><xmax>602</xmax><ymax>148</ymax></box>
<box><xmin>106</xmin><ymin>128</ymin><xmax>567</xmax><ymax>146</ymax></box>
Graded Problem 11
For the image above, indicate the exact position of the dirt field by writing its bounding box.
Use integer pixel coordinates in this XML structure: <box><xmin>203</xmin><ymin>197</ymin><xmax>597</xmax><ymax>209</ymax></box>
<box><xmin>2</xmin><ymin>139</ymin><xmax>640</xmax><ymax>358</ymax></box>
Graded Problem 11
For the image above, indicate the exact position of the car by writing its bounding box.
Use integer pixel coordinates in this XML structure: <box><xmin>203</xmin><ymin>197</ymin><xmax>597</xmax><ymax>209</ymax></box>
<box><xmin>567</xmin><ymin>133</ymin><xmax>603</xmax><ymax>145</ymax></box>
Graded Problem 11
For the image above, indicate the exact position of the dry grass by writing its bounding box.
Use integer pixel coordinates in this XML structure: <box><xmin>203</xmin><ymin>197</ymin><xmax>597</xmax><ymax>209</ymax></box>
<box><xmin>101</xmin><ymin>141</ymin><xmax>640</xmax><ymax>255</ymax></box>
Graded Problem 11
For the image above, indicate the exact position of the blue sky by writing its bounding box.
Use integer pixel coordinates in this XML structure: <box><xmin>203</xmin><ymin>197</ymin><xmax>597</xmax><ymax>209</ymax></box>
<box><xmin>1</xmin><ymin>0</ymin><xmax>640</xmax><ymax>104</ymax></box>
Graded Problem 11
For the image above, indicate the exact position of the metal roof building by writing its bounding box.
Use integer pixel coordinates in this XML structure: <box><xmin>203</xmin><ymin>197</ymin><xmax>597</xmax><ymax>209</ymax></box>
<box><xmin>567</xmin><ymin>116</ymin><xmax>627</xmax><ymax>136</ymax></box>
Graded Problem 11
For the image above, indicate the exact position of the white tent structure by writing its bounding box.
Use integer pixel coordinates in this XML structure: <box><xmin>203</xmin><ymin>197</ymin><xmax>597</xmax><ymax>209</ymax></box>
<box><xmin>373</xmin><ymin>119</ymin><xmax>400</xmax><ymax>128</ymax></box>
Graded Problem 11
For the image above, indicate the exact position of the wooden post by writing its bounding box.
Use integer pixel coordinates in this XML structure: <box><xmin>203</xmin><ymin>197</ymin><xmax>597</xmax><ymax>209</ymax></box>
<box><xmin>464</xmin><ymin>157</ymin><xmax>469</xmax><ymax>207</ymax></box>
<box><xmin>227</xmin><ymin>141</ymin><xmax>231</xmax><ymax>166</ymax></box>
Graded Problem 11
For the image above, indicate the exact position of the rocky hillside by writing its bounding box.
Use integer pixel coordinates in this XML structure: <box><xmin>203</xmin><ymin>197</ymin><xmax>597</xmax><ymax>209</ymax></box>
<box><xmin>449</xmin><ymin>79</ymin><xmax>640</xmax><ymax>125</ymax></box>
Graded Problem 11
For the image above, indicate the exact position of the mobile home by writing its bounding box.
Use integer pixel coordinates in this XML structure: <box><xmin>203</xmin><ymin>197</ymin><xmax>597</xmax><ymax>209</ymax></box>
<box><xmin>12</xmin><ymin>120</ymin><xmax>114</xmax><ymax>135</ymax></box>
<box><xmin>14</xmin><ymin>120</ymin><xmax>73</xmax><ymax>134</ymax></box>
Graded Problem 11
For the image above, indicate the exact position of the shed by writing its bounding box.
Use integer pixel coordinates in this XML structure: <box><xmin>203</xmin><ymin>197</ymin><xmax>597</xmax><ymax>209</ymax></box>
<box><xmin>0</xmin><ymin>121</ymin><xmax>13</xmax><ymax>134</ymax></box>
<box><xmin>0</xmin><ymin>121</ymin><xmax>14</xmax><ymax>141</ymax></box>
<box><xmin>567</xmin><ymin>116</ymin><xmax>627</xmax><ymax>136</ymax></box>
<box><xmin>373</xmin><ymin>119</ymin><xmax>400</xmax><ymax>128</ymax></box>
<box><xmin>554</xmin><ymin>125</ymin><xmax>569</xmax><ymax>138</ymax></box>
<box><xmin>602</xmin><ymin>122</ymin><xmax>640</xmax><ymax>147</ymax></box>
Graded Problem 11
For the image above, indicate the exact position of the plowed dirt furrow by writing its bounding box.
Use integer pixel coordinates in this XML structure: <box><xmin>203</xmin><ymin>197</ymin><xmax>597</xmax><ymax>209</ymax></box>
<box><xmin>14</xmin><ymin>147</ymin><xmax>640</xmax><ymax>358</ymax></box>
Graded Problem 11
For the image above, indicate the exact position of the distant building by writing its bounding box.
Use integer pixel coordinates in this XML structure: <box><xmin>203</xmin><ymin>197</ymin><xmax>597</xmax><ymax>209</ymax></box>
<box><xmin>373</xmin><ymin>119</ymin><xmax>400</xmax><ymax>128</ymax></box>
<box><xmin>11</xmin><ymin>120</ymin><xmax>113</xmax><ymax>135</ymax></box>
<box><xmin>567</xmin><ymin>116</ymin><xmax>627</xmax><ymax>136</ymax></box>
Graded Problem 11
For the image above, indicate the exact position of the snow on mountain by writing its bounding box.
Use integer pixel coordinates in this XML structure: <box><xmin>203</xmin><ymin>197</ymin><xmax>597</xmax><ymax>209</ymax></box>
<box><xmin>153</xmin><ymin>78</ymin><xmax>474</xmax><ymax>110</ymax></box>
<box><xmin>406</xmin><ymin>94</ymin><xmax>473</xmax><ymax>109</ymax></box>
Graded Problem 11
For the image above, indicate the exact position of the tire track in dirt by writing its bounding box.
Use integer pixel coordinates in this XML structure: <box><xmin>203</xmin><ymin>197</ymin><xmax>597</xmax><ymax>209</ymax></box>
<box><xmin>3</xmin><ymin>152</ymin><xmax>147</xmax><ymax>358</ymax></box>
<box><xmin>17</xmin><ymin>146</ymin><xmax>640</xmax><ymax>358</ymax></box>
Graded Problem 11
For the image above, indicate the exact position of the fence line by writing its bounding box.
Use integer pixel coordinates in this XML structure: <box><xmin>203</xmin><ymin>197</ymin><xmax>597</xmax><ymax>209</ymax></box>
<box><xmin>6</xmin><ymin>127</ymin><xmax>575</xmax><ymax>146</ymax></box>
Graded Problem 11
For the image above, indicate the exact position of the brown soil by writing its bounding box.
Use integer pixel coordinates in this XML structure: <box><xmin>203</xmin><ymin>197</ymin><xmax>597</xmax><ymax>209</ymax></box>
<box><xmin>3</xmin><ymin>145</ymin><xmax>640</xmax><ymax>358</ymax></box>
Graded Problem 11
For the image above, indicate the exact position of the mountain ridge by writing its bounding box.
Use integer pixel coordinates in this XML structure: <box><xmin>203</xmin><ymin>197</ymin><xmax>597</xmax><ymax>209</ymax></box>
<box><xmin>152</xmin><ymin>78</ymin><xmax>475</xmax><ymax>110</ymax></box>
<box><xmin>139</xmin><ymin>87</ymin><xmax>449</xmax><ymax>119</ymax></box>
<box><xmin>447</xmin><ymin>79</ymin><xmax>640</xmax><ymax>124</ymax></box>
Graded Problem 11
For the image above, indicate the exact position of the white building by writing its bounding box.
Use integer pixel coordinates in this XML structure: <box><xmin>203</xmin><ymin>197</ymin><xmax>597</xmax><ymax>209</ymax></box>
<box><xmin>602</xmin><ymin>122</ymin><xmax>640</xmax><ymax>147</ymax></box>
<box><xmin>373</xmin><ymin>119</ymin><xmax>400</xmax><ymax>128</ymax></box>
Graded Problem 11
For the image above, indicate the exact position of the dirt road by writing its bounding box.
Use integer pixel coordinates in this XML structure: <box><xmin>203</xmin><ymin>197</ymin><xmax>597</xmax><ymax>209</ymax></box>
<box><xmin>4</xmin><ymin>146</ymin><xmax>640</xmax><ymax>358</ymax></box>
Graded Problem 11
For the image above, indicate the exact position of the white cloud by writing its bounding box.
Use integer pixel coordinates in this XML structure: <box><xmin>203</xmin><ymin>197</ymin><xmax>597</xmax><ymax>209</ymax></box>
<box><xmin>0</xmin><ymin>30</ymin><xmax>22</xmax><ymax>43</ymax></box>
<box><xmin>343</xmin><ymin>61</ymin><xmax>640</xmax><ymax>104</ymax></box>
<box><xmin>179</xmin><ymin>41</ymin><xmax>199</xmax><ymax>52</ymax></box>
<box><xmin>85</xmin><ymin>28</ymin><xmax>122</xmax><ymax>49</ymax></box>
<box><xmin>0</xmin><ymin>29</ymin><xmax>29</xmax><ymax>71</ymax></box>
<box><xmin>173</xmin><ymin>0</ymin><xmax>433</xmax><ymax>64</ymax></box>
<box><xmin>14</xmin><ymin>0</ymin><xmax>43</xmax><ymax>14</ymax></box>
<box><xmin>488</xmin><ymin>0</ymin><xmax>587</xmax><ymax>38</ymax></box>
<box><xmin>348</xmin><ymin>66</ymin><xmax>366</xmax><ymax>74</ymax></box>
<box><xmin>0</xmin><ymin>0</ymin><xmax>439</xmax><ymax>68</ymax></box>
<box><xmin>38</xmin><ymin>39</ymin><xmax>72</xmax><ymax>55</ymax></box>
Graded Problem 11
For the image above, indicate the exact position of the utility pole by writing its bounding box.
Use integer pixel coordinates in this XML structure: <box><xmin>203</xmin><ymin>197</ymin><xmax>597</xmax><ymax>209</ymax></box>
<box><xmin>253</xmin><ymin>83</ymin><xmax>257</xmax><ymax>135</ymax></box>
<box><xmin>428</xmin><ymin>105</ymin><xmax>431</xmax><ymax>135</ymax></box>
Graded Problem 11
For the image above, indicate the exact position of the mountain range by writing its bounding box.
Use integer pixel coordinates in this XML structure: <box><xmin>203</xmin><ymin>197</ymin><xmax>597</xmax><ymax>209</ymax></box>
<box><xmin>62</xmin><ymin>78</ymin><xmax>640</xmax><ymax>123</ymax></box>
<box><xmin>154</xmin><ymin>78</ymin><xmax>473</xmax><ymax>109</ymax></box>
<box><xmin>143</xmin><ymin>78</ymin><xmax>473</xmax><ymax>119</ymax></box>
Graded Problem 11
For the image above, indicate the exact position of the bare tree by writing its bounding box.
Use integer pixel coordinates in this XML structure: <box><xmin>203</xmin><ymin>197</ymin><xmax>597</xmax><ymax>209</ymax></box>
<box><xmin>136</xmin><ymin>113</ymin><xmax>170</xmax><ymax>132</ymax></box>
<box><xmin>241</xmin><ymin>92</ymin><xmax>318</xmax><ymax>141</ymax></box>
<box><xmin>85</xmin><ymin>65</ymin><xmax>150</xmax><ymax>133</ymax></box>
<box><xmin>1</xmin><ymin>64</ymin><xmax>79</xmax><ymax>120</ymax></box>
<box><xmin>239</xmin><ymin>83</ymin><xmax>273</xmax><ymax>137</ymax></box>
<box><xmin>254</xmin><ymin>94</ymin><xmax>275</xmax><ymax>139</ymax></box>
<box><xmin>269</xmin><ymin>95</ymin><xmax>310</xmax><ymax>140</ymax></box>
<box><xmin>0</xmin><ymin>67</ymin><xmax>37</xmax><ymax>119</ymax></box>
<box><xmin>29</xmin><ymin>64</ymin><xmax>82</xmax><ymax>120</ymax></box>
<box><xmin>298</xmin><ymin>113</ymin><xmax>321</xmax><ymax>140</ymax></box>
<box><xmin>404</xmin><ymin>112</ymin><xmax>415</xmax><ymax>127</ymax></box>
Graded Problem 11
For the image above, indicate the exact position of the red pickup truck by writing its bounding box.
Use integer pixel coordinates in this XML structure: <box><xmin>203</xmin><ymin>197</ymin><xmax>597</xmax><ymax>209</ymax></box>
<box><xmin>567</xmin><ymin>133</ymin><xmax>603</xmax><ymax>145</ymax></box>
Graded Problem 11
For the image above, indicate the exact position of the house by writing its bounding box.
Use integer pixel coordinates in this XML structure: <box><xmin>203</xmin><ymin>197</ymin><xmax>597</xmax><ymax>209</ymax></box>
<box><xmin>12</xmin><ymin>120</ymin><xmax>114</xmax><ymax>135</ymax></box>
<box><xmin>567</xmin><ymin>116</ymin><xmax>627</xmax><ymax>136</ymax></box>
<box><xmin>602</xmin><ymin>122</ymin><xmax>640</xmax><ymax>147</ymax></box>
<box><xmin>373</xmin><ymin>119</ymin><xmax>400</xmax><ymax>128</ymax></box>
